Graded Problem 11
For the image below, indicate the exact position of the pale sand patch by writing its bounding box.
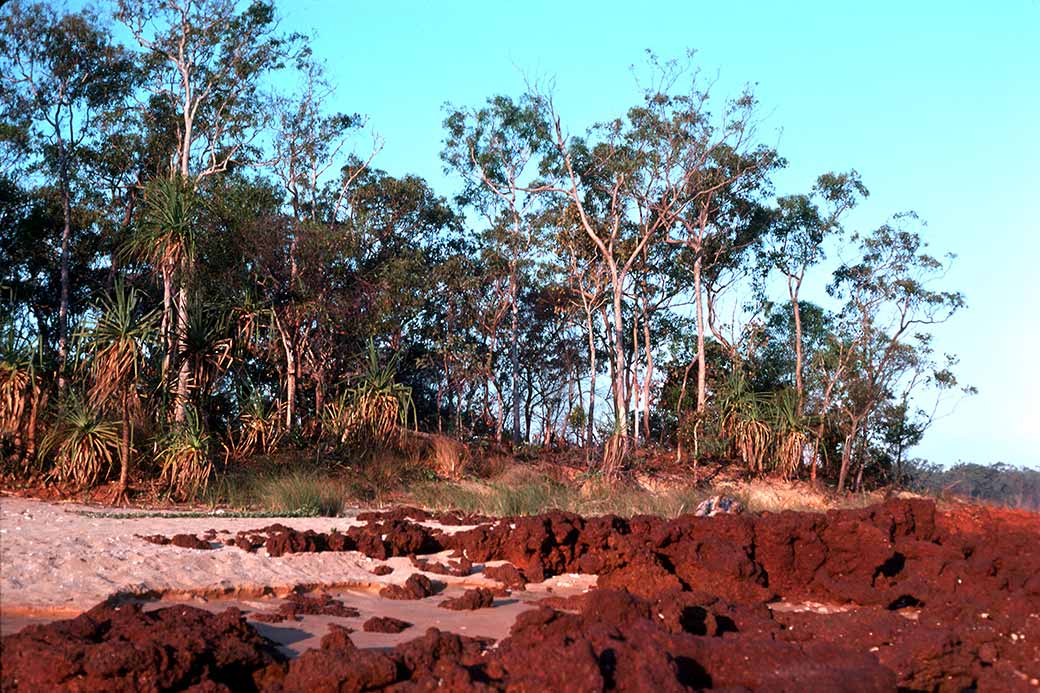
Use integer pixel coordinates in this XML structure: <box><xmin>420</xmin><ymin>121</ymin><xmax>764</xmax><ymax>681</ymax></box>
<box><xmin>0</xmin><ymin>496</ymin><xmax>601</xmax><ymax>649</ymax></box>
<box><xmin>0</xmin><ymin>496</ymin><xmax>492</xmax><ymax>620</ymax></box>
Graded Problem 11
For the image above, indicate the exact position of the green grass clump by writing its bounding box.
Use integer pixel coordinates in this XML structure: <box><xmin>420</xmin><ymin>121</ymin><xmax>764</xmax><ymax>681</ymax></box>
<box><xmin>251</xmin><ymin>471</ymin><xmax>347</xmax><ymax>516</ymax></box>
<box><xmin>200</xmin><ymin>468</ymin><xmax>350</xmax><ymax>516</ymax></box>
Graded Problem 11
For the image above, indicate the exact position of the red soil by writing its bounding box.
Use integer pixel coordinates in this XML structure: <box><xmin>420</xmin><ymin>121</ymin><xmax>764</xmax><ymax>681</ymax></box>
<box><xmin>484</xmin><ymin>562</ymin><xmax>528</xmax><ymax>590</ymax></box>
<box><xmin>137</xmin><ymin>532</ymin><xmax>214</xmax><ymax>550</ymax></box>
<box><xmin>409</xmin><ymin>554</ymin><xmax>473</xmax><ymax>576</ymax></box>
<box><xmin>3</xmin><ymin>498</ymin><xmax>1039</xmax><ymax>691</ymax></box>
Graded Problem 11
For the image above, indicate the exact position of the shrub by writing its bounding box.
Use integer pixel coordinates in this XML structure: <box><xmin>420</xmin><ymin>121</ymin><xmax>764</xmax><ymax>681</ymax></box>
<box><xmin>40</xmin><ymin>395</ymin><xmax>120</xmax><ymax>487</ymax></box>
<box><xmin>156</xmin><ymin>409</ymin><xmax>213</xmax><ymax>500</ymax></box>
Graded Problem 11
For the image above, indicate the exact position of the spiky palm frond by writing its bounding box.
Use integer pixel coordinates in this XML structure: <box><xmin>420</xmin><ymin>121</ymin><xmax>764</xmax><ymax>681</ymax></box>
<box><xmin>180</xmin><ymin>305</ymin><xmax>234</xmax><ymax>397</ymax></box>
<box><xmin>229</xmin><ymin>393</ymin><xmax>285</xmax><ymax>460</ymax></box>
<box><xmin>768</xmin><ymin>388</ymin><xmax>811</xmax><ymax>479</ymax></box>
<box><xmin>0</xmin><ymin>325</ymin><xmax>40</xmax><ymax>440</ymax></box>
<box><xmin>0</xmin><ymin>363</ymin><xmax>31</xmax><ymax>436</ymax></box>
<box><xmin>39</xmin><ymin>395</ymin><xmax>120</xmax><ymax>487</ymax></box>
<box><xmin>156</xmin><ymin>408</ymin><xmax>212</xmax><ymax>500</ymax></box>
<box><xmin>80</xmin><ymin>282</ymin><xmax>157</xmax><ymax>408</ymax></box>
<box><xmin>325</xmin><ymin>340</ymin><xmax>415</xmax><ymax>449</ymax></box>
<box><xmin>124</xmin><ymin>175</ymin><xmax>199</xmax><ymax>269</ymax></box>
<box><xmin>776</xmin><ymin>430</ymin><xmax>810</xmax><ymax>479</ymax></box>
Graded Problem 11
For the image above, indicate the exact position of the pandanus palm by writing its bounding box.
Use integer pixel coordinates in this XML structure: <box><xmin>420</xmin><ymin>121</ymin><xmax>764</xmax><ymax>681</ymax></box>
<box><xmin>0</xmin><ymin>324</ymin><xmax>44</xmax><ymax>465</ymax></box>
<box><xmin>126</xmin><ymin>175</ymin><xmax>198</xmax><ymax>420</ymax></box>
<box><xmin>326</xmin><ymin>340</ymin><xmax>415</xmax><ymax>451</ymax></box>
<box><xmin>39</xmin><ymin>393</ymin><xmax>121</xmax><ymax>488</ymax></box>
<box><xmin>80</xmin><ymin>281</ymin><xmax>157</xmax><ymax>500</ymax></box>
<box><xmin>180</xmin><ymin>305</ymin><xmax>234</xmax><ymax>405</ymax></box>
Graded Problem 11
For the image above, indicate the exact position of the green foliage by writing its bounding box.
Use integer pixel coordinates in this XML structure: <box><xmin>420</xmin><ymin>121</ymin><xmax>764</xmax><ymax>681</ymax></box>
<box><xmin>229</xmin><ymin>391</ymin><xmax>285</xmax><ymax>460</ymax></box>
<box><xmin>409</xmin><ymin>471</ymin><xmax>715</xmax><ymax>518</ymax></box>
<box><xmin>131</xmin><ymin>175</ymin><xmax>200</xmax><ymax>267</ymax></box>
<box><xmin>906</xmin><ymin>460</ymin><xmax>1040</xmax><ymax>511</ymax></box>
<box><xmin>716</xmin><ymin>372</ymin><xmax>811</xmax><ymax>478</ymax></box>
<box><xmin>1</xmin><ymin>8</ymin><xmax>973</xmax><ymax>502</ymax></box>
<box><xmin>326</xmin><ymin>340</ymin><xmax>415</xmax><ymax>450</ymax></box>
<box><xmin>0</xmin><ymin>319</ymin><xmax>41</xmax><ymax>448</ymax></box>
<box><xmin>250</xmin><ymin>471</ymin><xmax>345</xmax><ymax>516</ymax></box>
<box><xmin>79</xmin><ymin>281</ymin><xmax>156</xmax><ymax>407</ymax></box>
<box><xmin>156</xmin><ymin>408</ymin><xmax>212</xmax><ymax>500</ymax></box>
<box><xmin>40</xmin><ymin>394</ymin><xmax>120</xmax><ymax>487</ymax></box>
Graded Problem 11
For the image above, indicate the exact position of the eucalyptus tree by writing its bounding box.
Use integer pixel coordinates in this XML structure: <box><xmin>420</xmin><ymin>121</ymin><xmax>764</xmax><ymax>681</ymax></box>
<box><xmin>554</xmin><ymin>203</ymin><xmax>609</xmax><ymax>450</ymax></box>
<box><xmin>534</xmin><ymin>97</ymin><xmax>658</xmax><ymax>472</ymax></box>
<box><xmin>658</xmin><ymin>141</ymin><xmax>781</xmax><ymax>415</ymax></box>
<box><xmin>532</xmin><ymin>54</ymin><xmax>779</xmax><ymax>472</ymax></box>
<box><xmin>466</xmin><ymin>227</ymin><xmax>520</xmax><ymax>440</ymax></box>
<box><xmin>0</xmin><ymin>1</ymin><xmax>135</xmax><ymax>387</ymax></box>
<box><xmin>828</xmin><ymin>217</ymin><xmax>965</xmax><ymax>492</ymax></box>
<box><xmin>253</xmin><ymin>166</ymin><xmax>457</xmax><ymax>433</ymax></box>
<box><xmin>266</xmin><ymin>58</ymin><xmax>376</xmax><ymax>431</ymax></box>
<box><xmin>764</xmin><ymin>171</ymin><xmax>867</xmax><ymax>414</ymax></box>
<box><xmin>443</xmin><ymin>94</ymin><xmax>548</xmax><ymax>443</ymax></box>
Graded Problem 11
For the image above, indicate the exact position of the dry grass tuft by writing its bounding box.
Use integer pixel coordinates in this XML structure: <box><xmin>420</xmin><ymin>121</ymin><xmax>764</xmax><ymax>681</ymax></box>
<box><xmin>715</xmin><ymin>478</ymin><xmax>884</xmax><ymax>513</ymax></box>
<box><xmin>400</xmin><ymin>431</ymin><xmax>468</xmax><ymax>479</ymax></box>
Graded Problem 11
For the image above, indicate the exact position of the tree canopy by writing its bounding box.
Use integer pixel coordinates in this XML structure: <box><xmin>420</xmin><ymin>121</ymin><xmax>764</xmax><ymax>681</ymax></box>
<box><xmin>0</xmin><ymin>1</ymin><xmax>972</xmax><ymax>498</ymax></box>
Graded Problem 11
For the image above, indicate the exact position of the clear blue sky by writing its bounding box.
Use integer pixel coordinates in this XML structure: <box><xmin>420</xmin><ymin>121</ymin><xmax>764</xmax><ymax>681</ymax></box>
<box><xmin>115</xmin><ymin>0</ymin><xmax>1040</xmax><ymax>467</ymax></box>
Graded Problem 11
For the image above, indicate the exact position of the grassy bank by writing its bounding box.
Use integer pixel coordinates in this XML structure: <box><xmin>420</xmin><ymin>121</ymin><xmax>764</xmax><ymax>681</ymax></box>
<box><xmin>190</xmin><ymin>457</ymin><xmax>886</xmax><ymax>518</ymax></box>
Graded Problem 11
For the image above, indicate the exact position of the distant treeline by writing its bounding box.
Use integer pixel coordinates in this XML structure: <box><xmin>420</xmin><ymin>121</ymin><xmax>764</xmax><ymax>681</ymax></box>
<box><xmin>908</xmin><ymin>462</ymin><xmax>1040</xmax><ymax>511</ymax></box>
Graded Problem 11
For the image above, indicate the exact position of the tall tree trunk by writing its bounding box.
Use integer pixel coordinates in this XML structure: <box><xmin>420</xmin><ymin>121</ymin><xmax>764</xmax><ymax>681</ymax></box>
<box><xmin>630</xmin><ymin>314</ymin><xmax>640</xmax><ymax>446</ymax></box>
<box><xmin>565</xmin><ymin>373</ymin><xmax>575</xmax><ymax>445</ymax></box>
<box><xmin>56</xmin><ymin>136</ymin><xmax>72</xmax><ymax>392</ymax></box>
<box><xmin>161</xmin><ymin>261</ymin><xmax>174</xmax><ymax>380</ymax></box>
<box><xmin>285</xmin><ymin>347</ymin><xmax>296</xmax><ymax>430</ymax></box>
<box><xmin>838</xmin><ymin>433</ymin><xmax>853</xmax><ymax>494</ymax></box>
<box><xmin>494</xmin><ymin>382</ymin><xmax>505</xmax><ymax>442</ymax></box>
<box><xmin>172</xmin><ymin>77</ymin><xmax>195</xmax><ymax>423</ymax></box>
<box><xmin>642</xmin><ymin>309</ymin><xmax>654</xmax><ymax>441</ymax></box>
<box><xmin>314</xmin><ymin>367</ymin><xmax>326</xmax><ymax>425</ymax></box>
<box><xmin>510</xmin><ymin>265</ymin><xmax>521</xmax><ymax>444</ymax></box>
<box><xmin>173</xmin><ymin>268</ymin><xmax>191</xmax><ymax>422</ymax></box>
<box><xmin>585</xmin><ymin>310</ymin><xmax>597</xmax><ymax>451</ymax></box>
<box><xmin>790</xmin><ymin>275</ymin><xmax>804</xmax><ymax>415</ymax></box>
<box><xmin>675</xmin><ymin>358</ymin><xmax>695</xmax><ymax>465</ymax></box>
<box><xmin>837</xmin><ymin>417</ymin><xmax>860</xmax><ymax>493</ymax></box>
<box><xmin>25</xmin><ymin>386</ymin><xmax>42</xmax><ymax>463</ymax></box>
<box><xmin>600</xmin><ymin>282</ymin><xmax>630</xmax><ymax>478</ymax></box>
<box><xmin>435</xmin><ymin>379</ymin><xmax>443</xmax><ymax>434</ymax></box>
<box><xmin>693</xmin><ymin>255</ymin><xmax>707</xmax><ymax>413</ymax></box>
<box><xmin>117</xmin><ymin>396</ymin><xmax>131</xmax><ymax>502</ymax></box>
<box><xmin>524</xmin><ymin>373</ymin><xmax>534</xmax><ymax>443</ymax></box>
<box><xmin>612</xmin><ymin>287</ymin><xmax>628</xmax><ymax>432</ymax></box>
<box><xmin>812</xmin><ymin>366</ymin><xmax>844</xmax><ymax>482</ymax></box>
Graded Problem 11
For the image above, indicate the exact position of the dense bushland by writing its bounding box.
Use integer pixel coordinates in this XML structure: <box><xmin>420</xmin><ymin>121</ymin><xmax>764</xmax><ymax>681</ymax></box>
<box><xmin>1</xmin><ymin>1</ymin><xmax>974</xmax><ymax>501</ymax></box>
